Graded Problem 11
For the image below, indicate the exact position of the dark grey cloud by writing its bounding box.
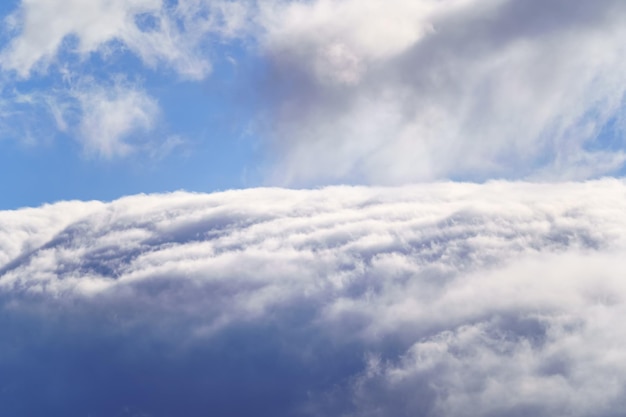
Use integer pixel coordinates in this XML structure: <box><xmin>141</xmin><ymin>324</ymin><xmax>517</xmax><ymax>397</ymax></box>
<box><xmin>2</xmin><ymin>181</ymin><xmax>626</xmax><ymax>416</ymax></box>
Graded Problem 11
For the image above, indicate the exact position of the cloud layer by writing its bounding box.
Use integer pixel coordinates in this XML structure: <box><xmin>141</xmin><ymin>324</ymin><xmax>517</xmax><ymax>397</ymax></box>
<box><xmin>2</xmin><ymin>180</ymin><xmax>626</xmax><ymax>416</ymax></box>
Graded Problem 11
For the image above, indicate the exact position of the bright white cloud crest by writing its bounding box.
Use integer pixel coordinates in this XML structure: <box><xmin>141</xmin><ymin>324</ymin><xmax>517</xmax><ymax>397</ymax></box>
<box><xmin>2</xmin><ymin>180</ymin><xmax>626</xmax><ymax>415</ymax></box>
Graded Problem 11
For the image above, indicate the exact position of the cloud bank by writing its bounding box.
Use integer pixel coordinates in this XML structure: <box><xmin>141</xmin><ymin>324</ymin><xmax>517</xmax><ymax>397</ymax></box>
<box><xmin>2</xmin><ymin>180</ymin><xmax>626</xmax><ymax>416</ymax></box>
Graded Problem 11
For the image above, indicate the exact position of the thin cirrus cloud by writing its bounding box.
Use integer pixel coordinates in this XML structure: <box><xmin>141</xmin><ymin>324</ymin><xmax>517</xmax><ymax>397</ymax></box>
<box><xmin>2</xmin><ymin>180</ymin><xmax>626</xmax><ymax>416</ymax></box>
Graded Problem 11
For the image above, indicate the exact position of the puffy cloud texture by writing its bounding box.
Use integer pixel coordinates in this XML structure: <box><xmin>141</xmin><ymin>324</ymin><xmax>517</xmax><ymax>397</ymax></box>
<box><xmin>2</xmin><ymin>180</ymin><xmax>626</xmax><ymax>416</ymax></box>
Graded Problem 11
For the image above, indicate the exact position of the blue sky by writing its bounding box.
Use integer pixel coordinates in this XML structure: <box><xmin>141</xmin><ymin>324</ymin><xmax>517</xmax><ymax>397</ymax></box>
<box><xmin>1</xmin><ymin>0</ymin><xmax>626</xmax><ymax>209</ymax></box>
<box><xmin>0</xmin><ymin>2</ymin><xmax>265</xmax><ymax>208</ymax></box>
<box><xmin>0</xmin><ymin>47</ymin><xmax>262</xmax><ymax>207</ymax></box>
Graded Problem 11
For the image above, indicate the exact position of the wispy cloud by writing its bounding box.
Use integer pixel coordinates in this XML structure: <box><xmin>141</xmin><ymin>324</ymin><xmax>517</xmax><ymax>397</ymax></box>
<box><xmin>0</xmin><ymin>0</ymin><xmax>252</xmax><ymax>161</ymax></box>
<box><xmin>72</xmin><ymin>78</ymin><xmax>160</xmax><ymax>158</ymax></box>
<box><xmin>255</xmin><ymin>0</ymin><xmax>626</xmax><ymax>184</ymax></box>
<box><xmin>2</xmin><ymin>180</ymin><xmax>626</xmax><ymax>415</ymax></box>
<box><xmin>0</xmin><ymin>77</ymin><xmax>162</xmax><ymax>157</ymax></box>
<box><xmin>0</xmin><ymin>0</ymin><xmax>217</xmax><ymax>80</ymax></box>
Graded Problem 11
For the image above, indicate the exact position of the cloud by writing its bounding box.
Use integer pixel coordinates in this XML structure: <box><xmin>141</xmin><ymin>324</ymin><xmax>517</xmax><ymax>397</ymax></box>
<box><xmin>0</xmin><ymin>77</ymin><xmax>162</xmax><ymax>157</ymax></box>
<box><xmin>0</xmin><ymin>0</ymin><xmax>250</xmax><ymax>80</ymax></box>
<box><xmin>0</xmin><ymin>0</ymin><xmax>252</xmax><ymax>159</ymax></box>
<box><xmin>3</xmin><ymin>0</ymin><xmax>159</xmax><ymax>77</ymax></box>
<box><xmin>3</xmin><ymin>0</ymin><xmax>625</xmax><ymax>177</ymax></box>
<box><xmin>258</xmin><ymin>0</ymin><xmax>440</xmax><ymax>84</ymax></box>
<box><xmin>255</xmin><ymin>0</ymin><xmax>626</xmax><ymax>184</ymax></box>
<box><xmin>0</xmin><ymin>87</ymin><xmax>57</xmax><ymax>146</ymax></box>
<box><xmin>72</xmin><ymin>79</ymin><xmax>161</xmax><ymax>158</ymax></box>
<box><xmin>2</xmin><ymin>180</ymin><xmax>626</xmax><ymax>415</ymax></box>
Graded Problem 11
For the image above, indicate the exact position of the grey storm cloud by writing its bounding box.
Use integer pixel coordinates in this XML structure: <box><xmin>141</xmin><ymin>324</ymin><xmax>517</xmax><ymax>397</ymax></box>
<box><xmin>2</xmin><ymin>180</ymin><xmax>626</xmax><ymax>416</ymax></box>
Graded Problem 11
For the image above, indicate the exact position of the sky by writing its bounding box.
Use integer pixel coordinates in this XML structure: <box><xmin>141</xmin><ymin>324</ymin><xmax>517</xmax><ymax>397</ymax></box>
<box><xmin>0</xmin><ymin>0</ymin><xmax>625</xmax><ymax>208</ymax></box>
<box><xmin>2</xmin><ymin>1</ymin><xmax>626</xmax><ymax>416</ymax></box>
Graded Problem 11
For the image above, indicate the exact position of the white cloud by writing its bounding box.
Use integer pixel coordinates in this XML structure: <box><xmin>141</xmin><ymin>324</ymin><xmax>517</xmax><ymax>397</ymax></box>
<box><xmin>2</xmin><ymin>180</ymin><xmax>626</xmax><ymax>415</ymax></box>
<box><xmin>0</xmin><ymin>0</ymin><xmax>252</xmax><ymax>159</ymax></box>
<box><xmin>0</xmin><ymin>78</ymin><xmax>161</xmax><ymax>156</ymax></box>
<box><xmin>258</xmin><ymin>0</ymin><xmax>442</xmax><ymax>84</ymax></box>
<box><xmin>72</xmin><ymin>79</ymin><xmax>160</xmax><ymax>157</ymax></box>
<box><xmin>0</xmin><ymin>199</ymin><xmax>101</xmax><ymax>267</ymax></box>
<box><xmin>3</xmin><ymin>0</ymin><xmax>626</xmax><ymax>177</ymax></box>
<box><xmin>0</xmin><ymin>0</ymin><xmax>250</xmax><ymax>80</ymax></box>
<box><xmin>2</xmin><ymin>0</ymin><xmax>160</xmax><ymax>77</ymax></box>
<box><xmin>254</xmin><ymin>0</ymin><xmax>626</xmax><ymax>184</ymax></box>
